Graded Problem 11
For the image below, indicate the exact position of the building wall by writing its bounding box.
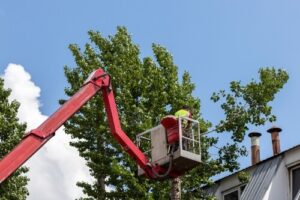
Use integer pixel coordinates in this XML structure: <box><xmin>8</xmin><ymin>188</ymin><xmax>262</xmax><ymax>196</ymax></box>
<box><xmin>213</xmin><ymin>168</ymin><xmax>255</xmax><ymax>199</ymax></box>
<box><xmin>214</xmin><ymin>175</ymin><xmax>239</xmax><ymax>199</ymax></box>
<box><xmin>210</xmin><ymin>146</ymin><xmax>300</xmax><ymax>200</ymax></box>
<box><xmin>285</xmin><ymin>147</ymin><xmax>300</xmax><ymax>168</ymax></box>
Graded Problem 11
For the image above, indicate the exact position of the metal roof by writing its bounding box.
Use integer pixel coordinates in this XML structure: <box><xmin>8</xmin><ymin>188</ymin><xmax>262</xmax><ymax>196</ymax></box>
<box><xmin>240</xmin><ymin>155</ymin><xmax>283</xmax><ymax>200</ymax></box>
<box><xmin>213</xmin><ymin>144</ymin><xmax>300</xmax><ymax>184</ymax></box>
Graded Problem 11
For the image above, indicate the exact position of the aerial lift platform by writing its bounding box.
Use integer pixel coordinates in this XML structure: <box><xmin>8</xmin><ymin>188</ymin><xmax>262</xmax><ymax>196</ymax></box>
<box><xmin>0</xmin><ymin>68</ymin><xmax>201</xmax><ymax>184</ymax></box>
<box><xmin>137</xmin><ymin>116</ymin><xmax>201</xmax><ymax>178</ymax></box>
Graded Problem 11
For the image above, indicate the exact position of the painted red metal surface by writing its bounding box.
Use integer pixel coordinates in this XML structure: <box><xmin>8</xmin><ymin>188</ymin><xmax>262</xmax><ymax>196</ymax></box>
<box><xmin>0</xmin><ymin>68</ymin><xmax>177</xmax><ymax>184</ymax></box>
<box><xmin>161</xmin><ymin>116</ymin><xmax>179</xmax><ymax>144</ymax></box>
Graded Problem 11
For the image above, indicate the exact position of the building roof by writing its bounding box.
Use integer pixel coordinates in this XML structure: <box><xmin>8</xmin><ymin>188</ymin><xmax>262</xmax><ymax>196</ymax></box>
<box><xmin>215</xmin><ymin>144</ymin><xmax>300</xmax><ymax>183</ymax></box>
<box><xmin>204</xmin><ymin>144</ymin><xmax>300</xmax><ymax>197</ymax></box>
<box><xmin>241</xmin><ymin>155</ymin><xmax>283</xmax><ymax>200</ymax></box>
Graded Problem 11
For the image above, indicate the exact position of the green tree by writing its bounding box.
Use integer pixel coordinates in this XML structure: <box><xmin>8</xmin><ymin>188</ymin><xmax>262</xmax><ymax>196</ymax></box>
<box><xmin>0</xmin><ymin>78</ymin><xmax>29</xmax><ymax>200</ymax></box>
<box><xmin>181</xmin><ymin>68</ymin><xmax>288</xmax><ymax>199</ymax></box>
<box><xmin>62</xmin><ymin>27</ymin><xmax>288</xmax><ymax>199</ymax></box>
<box><xmin>62</xmin><ymin>27</ymin><xmax>201</xmax><ymax>199</ymax></box>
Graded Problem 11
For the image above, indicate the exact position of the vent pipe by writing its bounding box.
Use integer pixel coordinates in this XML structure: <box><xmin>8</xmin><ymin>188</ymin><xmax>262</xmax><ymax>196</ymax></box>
<box><xmin>267</xmin><ymin>126</ymin><xmax>282</xmax><ymax>155</ymax></box>
<box><xmin>248</xmin><ymin>132</ymin><xmax>262</xmax><ymax>165</ymax></box>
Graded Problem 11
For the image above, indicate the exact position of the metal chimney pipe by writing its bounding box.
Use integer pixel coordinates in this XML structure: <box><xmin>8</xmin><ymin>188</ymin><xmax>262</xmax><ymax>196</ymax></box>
<box><xmin>267</xmin><ymin>126</ymin><xmax>282</xmax><ymax>155</ymax></box>
<box><xmin>248</xmin><ymin>132</ymin><xmax>262</xmax><ymax>165</ymax></box>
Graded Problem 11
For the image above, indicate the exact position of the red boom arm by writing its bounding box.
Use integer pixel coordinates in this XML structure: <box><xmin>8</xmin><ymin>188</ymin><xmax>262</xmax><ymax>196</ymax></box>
<box><xmin>0</xmin><ymin>68</ymin><xmax>167</xmax><ymax>184</ymax></box>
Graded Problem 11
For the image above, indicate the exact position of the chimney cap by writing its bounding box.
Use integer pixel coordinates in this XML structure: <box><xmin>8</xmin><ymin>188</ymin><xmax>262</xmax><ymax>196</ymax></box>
<box><xmin>248</xmin><ymin>132</ymin><xmax>262</xmax><ymax>138</ymax></box>
<box><xmin>267</xmin><ymin>126</ymin><xmax>282</xmax><ymax>133</ymax></box>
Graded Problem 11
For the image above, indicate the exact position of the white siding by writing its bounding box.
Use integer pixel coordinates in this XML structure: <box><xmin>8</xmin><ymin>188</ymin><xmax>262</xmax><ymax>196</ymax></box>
<box><xmin>213</xmin><ymin>168</ymin><xmax>255</xmax><ymax>199</ymax></box>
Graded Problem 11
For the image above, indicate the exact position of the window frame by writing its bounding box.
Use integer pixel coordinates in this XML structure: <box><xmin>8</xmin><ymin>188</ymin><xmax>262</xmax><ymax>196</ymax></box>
<box><xmin>290</xmin><ymin>165</ymin><xmax>300</xmax><ymax>200</ymax></box>
<box><xmin>222</xmin><ymin>184</ymin><xmax>247</xmax><ymax>200</ymax></box>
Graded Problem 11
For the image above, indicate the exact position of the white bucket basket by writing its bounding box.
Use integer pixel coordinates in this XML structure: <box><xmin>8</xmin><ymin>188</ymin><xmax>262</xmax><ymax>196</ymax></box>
<box><xmin>137</xmin><ymin>117</ymin><xmax>201</xmax><ymax>176</ymax></box>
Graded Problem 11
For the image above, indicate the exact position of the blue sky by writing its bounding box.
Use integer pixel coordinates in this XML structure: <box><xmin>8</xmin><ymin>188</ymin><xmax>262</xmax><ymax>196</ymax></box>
<box><xmin>1</xmin><ymin>0</ymin><xmax>300</xmax><ymax>183</ymax></box>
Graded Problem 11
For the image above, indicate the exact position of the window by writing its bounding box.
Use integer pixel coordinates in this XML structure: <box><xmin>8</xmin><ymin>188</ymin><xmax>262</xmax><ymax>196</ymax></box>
<box><xmin>291</xmin><ymin>166</ymin><xmax>300</xmax><ymax>200</ymax></box>
<box><xmin>224</xmin><ymin>190</ymin><xmax>238</xmax><ymax>200</ymax></box>
<box><xmin>240</xmin><ymin>185</ymin><xmax>246</xmax><ymax>193</ymax></box>
<box><xmin>223</xmin><ymin>185</ymin><xmax>246</xmax><ymax>200</ymax></box>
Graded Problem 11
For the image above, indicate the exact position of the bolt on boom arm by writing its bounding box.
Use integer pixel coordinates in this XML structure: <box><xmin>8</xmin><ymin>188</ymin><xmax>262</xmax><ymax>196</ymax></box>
<box><xmin>0</xmin><ymin>68</ymin><xmax>171</xmax><ymax>184</ymax></box>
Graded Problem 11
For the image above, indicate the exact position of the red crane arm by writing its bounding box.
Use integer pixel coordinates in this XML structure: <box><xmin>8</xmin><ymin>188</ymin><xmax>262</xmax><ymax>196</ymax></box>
<box><xmin>0</xmin><ymin>68</ymin><xmax>158</xmax><ymax>184</ymax></box>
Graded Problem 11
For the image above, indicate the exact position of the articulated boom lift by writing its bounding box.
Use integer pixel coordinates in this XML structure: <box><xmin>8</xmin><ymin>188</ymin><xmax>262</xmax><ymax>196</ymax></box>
<box><xmin>0</xmin><ymin>68</ymin><xmax>201</xmax><ymax>184</ymax></box>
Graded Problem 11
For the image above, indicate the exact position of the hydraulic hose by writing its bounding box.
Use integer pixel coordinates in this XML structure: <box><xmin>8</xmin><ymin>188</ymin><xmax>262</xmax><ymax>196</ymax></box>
<box><xmin>147</xmin><ymin>143</ymin><xmax>176</xmax><ymax>179</ymax></box>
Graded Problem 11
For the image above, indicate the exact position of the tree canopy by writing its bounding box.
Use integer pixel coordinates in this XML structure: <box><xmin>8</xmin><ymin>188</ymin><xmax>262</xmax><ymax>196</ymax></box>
<box><xmin>62</xmin><ymin>26</ymin><xmax>288</xmax><ymax>199</ymax></box>
<box><xmin>0</xmin><ymin>78</ymin><xmax>29</xmax><ymax>200</ymax></box>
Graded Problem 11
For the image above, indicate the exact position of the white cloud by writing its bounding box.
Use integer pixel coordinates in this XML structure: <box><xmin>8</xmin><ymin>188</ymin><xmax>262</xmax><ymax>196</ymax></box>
<box><xmin>2</xmin><ymin>64</ymin><xmax>92</xmax><ymax>200</ymax></box>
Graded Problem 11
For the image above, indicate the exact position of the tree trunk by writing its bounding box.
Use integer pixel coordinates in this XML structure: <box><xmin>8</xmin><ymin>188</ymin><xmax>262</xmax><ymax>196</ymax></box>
<box><xmin>170</xmin><ymin>177</ymin><xmax>181</xmax><ymax>200</ymax></box>
<box><xmin>98</xmin><ymin>176</ymin><xmax>106</xmax><ymax>192</ymax></box>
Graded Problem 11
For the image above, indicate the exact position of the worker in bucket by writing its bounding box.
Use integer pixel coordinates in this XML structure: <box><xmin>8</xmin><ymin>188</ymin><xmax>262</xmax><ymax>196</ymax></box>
<box><xmin>175</xmin><ymin>105</ymin><xmax>193</xmax><ymax>151</ymax></box>
<box><xmin>175</xmin><ymin>105</ymin><xmax>192</xmax><ymax>120</ymax></box>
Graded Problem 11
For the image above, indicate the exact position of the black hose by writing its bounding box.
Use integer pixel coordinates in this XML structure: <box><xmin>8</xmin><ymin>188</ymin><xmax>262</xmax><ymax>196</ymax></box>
<box><xmin>147</xmin><ymin>143</ymin><xmax>176</xmax><ymax>179</ymax></box>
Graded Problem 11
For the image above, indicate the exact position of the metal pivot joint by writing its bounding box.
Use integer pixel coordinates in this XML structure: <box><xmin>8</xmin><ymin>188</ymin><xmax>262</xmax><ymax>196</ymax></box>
<box><xmin>23</xmin><ymin>129</ymin><xmax>55</xmax><ymax>139</ymax></box>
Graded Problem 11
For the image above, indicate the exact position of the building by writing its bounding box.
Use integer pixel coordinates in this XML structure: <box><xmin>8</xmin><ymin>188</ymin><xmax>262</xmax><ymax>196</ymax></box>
<box><xmin>205</xmin><ymin>127</ymin><xmax>300</xmax><ymax>200</ymax></box>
